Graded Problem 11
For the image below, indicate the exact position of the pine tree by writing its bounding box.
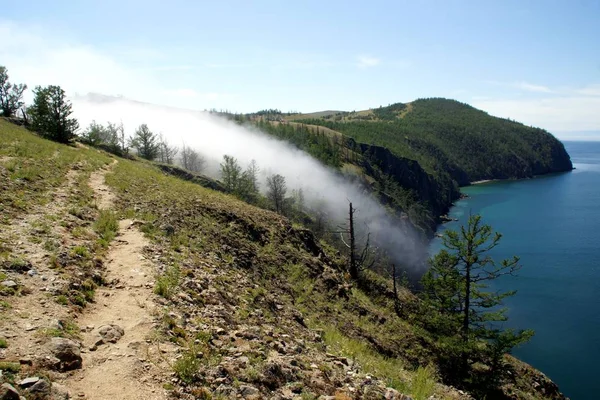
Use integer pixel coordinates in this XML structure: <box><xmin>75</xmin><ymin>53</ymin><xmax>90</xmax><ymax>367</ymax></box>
<box><xmin>220</xmin><ymin>155</ymin><xmax>242</xmax><ymax>192</ymax></box>
<box><xmin>29</xmin><ymin>85</ymin><xmax>79</xmax><ymax>143</ymax></box>
<box><xmin>130</xmin><ymin>124</ymin><xmax>159</xmax><ymax>160</ymax></box>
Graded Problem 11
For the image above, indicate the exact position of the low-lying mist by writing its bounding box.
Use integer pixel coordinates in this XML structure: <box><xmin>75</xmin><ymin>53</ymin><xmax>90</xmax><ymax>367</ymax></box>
<box><xmin>72</xmin><ymin>94</ymin><xmax>428</xmax><ymax>274</ymax></box>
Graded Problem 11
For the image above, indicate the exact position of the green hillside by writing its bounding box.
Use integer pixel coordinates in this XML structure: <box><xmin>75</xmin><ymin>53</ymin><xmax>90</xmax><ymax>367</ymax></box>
<box><xmin>0</xmin><ymin>119</ymin><xmax>567</xmax><ymax>400</ymax></box>
<box><xmin>295</xmin><ymin>98</ymin><xmax>572</xmax><ymax>184</ymax></box>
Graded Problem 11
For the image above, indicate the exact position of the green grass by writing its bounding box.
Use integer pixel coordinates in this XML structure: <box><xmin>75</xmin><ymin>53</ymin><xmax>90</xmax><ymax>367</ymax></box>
<box><xmin>0</xmin><ymin>361</ymin><xmax>20</xmax><ymax>373</ymax></box>
<box><xmin>321</xmin><ymin>326</ymin><xmax>437</xmax><ymax>400</ymax></box>
<box><xmin>69</xmin><ymin>245</ymin><xmax>90</xmax><ymax>259</ymax></box>
<box><xmin>0</xmin><ymin>119</ymin><xmax>110</xmax><ymax>219</ymax></box>
<box><xmin>321</xmin><ymin>325</ymin><xmax>409</xmax><ymax>392</ymax></box>
<box><xmin>0</xmin><ymin>338</ymin><xmax>7</xmax><ymax>348</ymax></box>
<box><xmin>37</xmin><ymin>319</ymin><xmax>80</xmax><ymax>339</ymax></box>
<box><xmin>154</xmin><ymin>264</ymin><xmax>181</xmax><ymax>299</ymax></box>
<box><xmin>94</xmin><ymin>210</ymin><xmax>119</xmax><ymax>247</ymax></box>
<box><xmin>173</xmin><ymin>347</ymin><xmax>201</xmax><ymax>384</ymax></box>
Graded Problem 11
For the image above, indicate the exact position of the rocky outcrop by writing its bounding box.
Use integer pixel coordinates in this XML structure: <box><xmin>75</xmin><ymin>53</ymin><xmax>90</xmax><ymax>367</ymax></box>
<box><xmin>355</xmin><ymin>141</ymin><xmax>460</xmax><ymax>229</ymax></box>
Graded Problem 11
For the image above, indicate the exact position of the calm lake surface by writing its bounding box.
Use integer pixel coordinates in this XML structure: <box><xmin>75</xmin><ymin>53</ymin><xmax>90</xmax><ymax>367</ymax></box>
<box><xmin>431</xmin><ymin>141</ymin><xmax>600</xmax><ymax>400</ymax></box>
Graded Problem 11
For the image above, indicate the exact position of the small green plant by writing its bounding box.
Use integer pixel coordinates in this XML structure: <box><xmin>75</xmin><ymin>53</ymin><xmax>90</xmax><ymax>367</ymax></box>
<box><xmin>173</xmin><ymin>345</ymin><xmax>201</xmax><ymax>384</ymax></box>
<box><xmin>248</xmin><ymin>286</ymin><xmax>266</xmax><ymax>304</ymax></box>
<box><xmin>81</xmin><ymin>278</ymin><xmax>97</xmax><ymax>302</ymax></box>
<box><xmin>7</xmin><ymin>257</ymin><xmax>30</xmax><ymax>271</ymax></box>
<box><xmin>0</xmin><ymin>338</ymin><xmax>7</xmax><ymax>348</ymax></box>
<box><xmin>44</xmin><ymin>239</ymin><xmax>60</xmax><ymax>252</ymax></box>
<box><xmin>94</xmin><ymin>210</ymin><xmax>119</xmax><ymax>247</ymax></box>
<box><xmin>37</xmin><ymin>319</ymin><xmax>80</xmax><ymax>339</ymax></box>
<box><xmin>55</xmin><ymin>295</ymin><xmax>69</xmax><ymax>305</ymax></box>
<box><xmin>410</xmin><ymin>366</ymin><xmax>437</xmax><ymax>400</ymax></box>
<box><xmin>0</xmin><ymin>361</ymin><xmax>21</xmax><ymax>373</ymax></box>
<box><xmin>68</xmin><ymin>207</ymin><xmax>85</xmax><ymax>219</ymax></box>
<box><xmin>70</xmin><ymin>245</ymin><xmax>90</xmax><ymax>259</ymax></box>
<box><xmin>154</xmin><ymin>264</ymin><xmax>181</xmax><ymax>299</ymax></box>
<box><xmin>195</xmin><ymin>330</ymin><xmax>212</xmax><ymax>344</ymax></box>
<box><xmin>300</xmin><ymin>392</ymin><xmax>318</xmax><ymax>400</ymax></box>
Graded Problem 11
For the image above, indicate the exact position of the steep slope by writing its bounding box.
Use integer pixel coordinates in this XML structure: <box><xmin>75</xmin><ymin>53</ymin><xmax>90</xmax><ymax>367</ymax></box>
<box><xmin>0</xmin><ymin>119</ymin><xmax>568</xmax><ymax>400</ymax></box>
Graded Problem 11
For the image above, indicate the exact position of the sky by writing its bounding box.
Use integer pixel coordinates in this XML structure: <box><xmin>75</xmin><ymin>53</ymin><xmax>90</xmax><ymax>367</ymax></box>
<box><xmin>1</xmin><ymin>0</ymin><xmax>599</xmax><ymax>139</ymax></box>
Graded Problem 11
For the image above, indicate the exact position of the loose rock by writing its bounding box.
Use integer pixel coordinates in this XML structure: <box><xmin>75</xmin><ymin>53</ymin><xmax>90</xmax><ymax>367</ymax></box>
<box><xmin>0</xmin><ymin>383</ymin><xmax>20</xmax><ymax>400</ymax></box>
<box><xmin>28</xmin><ymin>379</ymin><xmax>51</xmax><ymax>395</ymax></box>
<box><xmin>17</xmin><ymin>377</ymin><xmax>40</xmax><ymax>388</ymax></box>
<box><xmin>48</xmin><ymin>337</ymin><xmax>82</xmax><ymax>371</ymax></box>
<box><xmin>97</xmin><ymin>324</ymin><xmax>124</xmax><ymax>343</ymax></box>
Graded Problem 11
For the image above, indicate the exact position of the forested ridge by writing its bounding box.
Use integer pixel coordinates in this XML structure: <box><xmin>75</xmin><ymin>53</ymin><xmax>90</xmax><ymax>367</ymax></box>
<box><xmin>232</xmin><ymin>98</ymin><xmax>573</xmax><ymax>232</ymax></box>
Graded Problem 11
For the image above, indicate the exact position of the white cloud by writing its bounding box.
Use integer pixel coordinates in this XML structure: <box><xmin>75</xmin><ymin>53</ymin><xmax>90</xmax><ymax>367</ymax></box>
<box><xmin>473</xmin><ymin>96</ymin><xmax>600</xmax><ymax>132</ymax></box>
<box><xmin>357</xmin><ymin>55</ymin><xmax>381</xmax><ymax>68</ymax></box>
<box><xmin>574</xmin><ymin>84</ymin><xmax>600</xmax><ymax>96</ymax></box>
<box><xmin>513</xmin><ymin>81</ymin><xmax>553</xmax><ymax>93</ymax></box>
<box><xmin>0</xmin><ymin>20</ymin><xmax>224</xmax><ymax>110</ymax></box>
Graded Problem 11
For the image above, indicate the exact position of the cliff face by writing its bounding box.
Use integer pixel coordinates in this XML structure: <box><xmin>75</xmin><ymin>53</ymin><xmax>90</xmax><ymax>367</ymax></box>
<box><xmin>357</xmin><ymin>142</ymin><xmax>459</xmax><ymax>224</ymax></box>
<box><xmin>348</xmin><ymin>133</ymin><xmax>572</xmax><ymax>233</ymax></box>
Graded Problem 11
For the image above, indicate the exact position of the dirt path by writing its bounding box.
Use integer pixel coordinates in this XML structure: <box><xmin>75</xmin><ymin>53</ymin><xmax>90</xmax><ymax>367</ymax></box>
<box><xmin>63</xmin><ymin>161</ymin><xmax>168</xmax><ymax>400</ymax></box>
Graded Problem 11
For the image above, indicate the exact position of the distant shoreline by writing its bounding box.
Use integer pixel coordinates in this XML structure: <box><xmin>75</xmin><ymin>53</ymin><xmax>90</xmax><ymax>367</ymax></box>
<box><xmin>469</xmin><ymin>179</ymin><xmax>497</xmax><ymax>185</ymax></box>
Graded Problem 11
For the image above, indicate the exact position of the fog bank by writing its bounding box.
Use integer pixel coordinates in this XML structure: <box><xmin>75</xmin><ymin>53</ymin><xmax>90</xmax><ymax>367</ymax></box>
<box><xmin>72</xmin><ymin>94</ymin><xmax>427</xmax><ymax>272</ymax></box>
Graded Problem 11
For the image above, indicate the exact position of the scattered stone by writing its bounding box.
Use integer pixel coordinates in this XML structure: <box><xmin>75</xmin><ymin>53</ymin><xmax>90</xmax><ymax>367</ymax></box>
<box><xmin>239</xmin><ymin>384</ymin><xmax>259</xmax><ymax>397</ymax></box>
<box><xmin>28</xmin><ymin>379</ymin><xmax>51</xmax><ymax>395</ymax></box>
<box><xmin>51</xmin><ymin>383</ymin><xmax>70</xmax><ymax>400</ymax></box>
<box><xmin>97</xmin><ymin>324</ymin><xmax>124</xmax><ymax>343</ymax></box>
<box><xmin>0</xmin><ymin>281</ymin><xmax>17</xmax><ymax>288</ymax></box>
<box><xmin>18</xmin><ymin>357</ymin><xmax>33</xmax><ymax>366</ymax></box>
<box><xmin>0</xmin><ymin>383</ymin><xmax>20</xmax><ymax>400</ymax></box>
<box><xmin>48</xmin><ymin>337</ymin><xmax>82</xmax><ymax>371</ymax></box>
<box><xmin>385</xmin><ymin>388</ymin><xmax>413</xmax><ymax>400</ymax></box>
<box><xmin>17</xmin><ymin>377</ymin><xmax>40</xmax><ymax>388</ymax></box>
<box><xmin>26</xmin><ymin>269</ymin><xmax>37</xmax><ymax>277</ymax></box>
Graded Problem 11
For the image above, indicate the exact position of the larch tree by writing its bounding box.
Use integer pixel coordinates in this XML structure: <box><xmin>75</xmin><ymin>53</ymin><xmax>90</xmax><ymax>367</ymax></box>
<box><xmin>422</xmin><ymin>214</ymin><xmax>534</xmax><ymax>381</ymax></box>
<box><xmin>266</xmin><ymin>174</ymin><xmax>287</xmax><ymax>214</ymax></box>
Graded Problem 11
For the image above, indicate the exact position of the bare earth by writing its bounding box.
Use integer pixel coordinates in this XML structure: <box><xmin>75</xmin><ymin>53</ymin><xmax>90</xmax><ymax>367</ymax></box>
<box><xmin>62</xmin><ymin>161</ymin><xmax>169</xmax><ymax>400</ymax></box>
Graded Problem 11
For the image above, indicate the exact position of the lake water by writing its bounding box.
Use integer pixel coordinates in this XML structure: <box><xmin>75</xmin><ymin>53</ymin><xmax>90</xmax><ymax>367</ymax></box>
<box><xmin>431</xmin><ymin>141</ymin><xmax>600</xmax><ymax>400</ymax></box>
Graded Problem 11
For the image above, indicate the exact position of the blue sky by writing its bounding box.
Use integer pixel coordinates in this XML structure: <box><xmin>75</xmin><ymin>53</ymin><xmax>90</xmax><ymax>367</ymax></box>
<box><xmin>1</xmin><ymin>0</ymin><xmax>599</xmax><ymax>138</ymax></box>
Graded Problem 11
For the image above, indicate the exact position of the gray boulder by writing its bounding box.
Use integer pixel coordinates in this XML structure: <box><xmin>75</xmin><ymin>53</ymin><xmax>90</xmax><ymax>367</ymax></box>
<box><xmin>48</xmin><ymin>337</ymin><xmax>82</xmax><ymax>371</ymax></box>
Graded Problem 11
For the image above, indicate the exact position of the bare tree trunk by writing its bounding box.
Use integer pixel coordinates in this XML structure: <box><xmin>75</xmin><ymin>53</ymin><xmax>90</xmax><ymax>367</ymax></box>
<box><xmin>349</xmin><ymin>202</ymin><xmax>358</xmax><ymax>280</ymax></box>
<box><xmin>392</xmin><ymin>264</ymin><xmax>400</xmax><ymax>317</ymax></box>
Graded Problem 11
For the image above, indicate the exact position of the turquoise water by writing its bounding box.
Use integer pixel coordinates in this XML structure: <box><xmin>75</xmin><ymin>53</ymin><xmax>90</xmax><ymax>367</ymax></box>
<box><xmin>431</xmin><ymin>141</ymin><xmax>600</xmax><ymax>400</ymax></box>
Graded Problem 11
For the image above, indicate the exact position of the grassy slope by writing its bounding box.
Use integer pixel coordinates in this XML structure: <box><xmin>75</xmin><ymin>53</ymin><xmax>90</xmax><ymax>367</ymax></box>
<box><xmin>0</xmin><ymin>119</ymin><xmax>565</xmax><ymax>399</ymax></box>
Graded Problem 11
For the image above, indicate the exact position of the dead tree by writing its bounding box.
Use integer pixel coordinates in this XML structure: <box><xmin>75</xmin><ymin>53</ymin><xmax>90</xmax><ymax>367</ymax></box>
<box><xmin>391</xmin><ymin>264</ymin><xmax>401</xmax><ymax>316</ymax></box>
<box><xmin>339</xmin><ymin>202</ymin><xmax>376</xmax><ymax>280</ymax></box>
